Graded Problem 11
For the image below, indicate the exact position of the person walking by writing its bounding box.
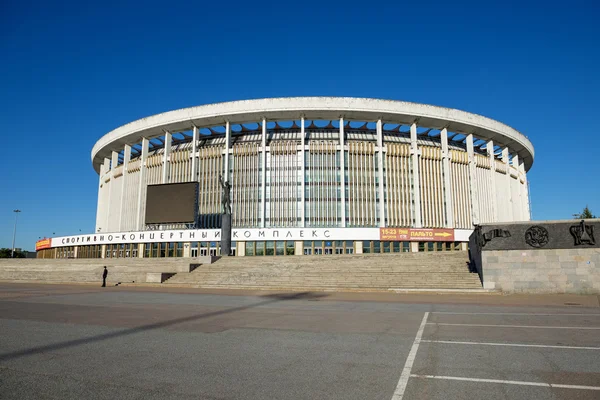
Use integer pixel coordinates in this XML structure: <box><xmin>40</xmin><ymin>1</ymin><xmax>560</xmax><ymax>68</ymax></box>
<box><xmin>102</xmin><ymin>266</ymin><xmax>108</xmax><ymax>287</ymax></box>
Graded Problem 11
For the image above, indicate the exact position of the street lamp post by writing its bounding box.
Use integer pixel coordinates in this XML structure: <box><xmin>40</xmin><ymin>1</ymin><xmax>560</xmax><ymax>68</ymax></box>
<box><xmin>11</xmin><ymin>209</ymin><xmax>22</xmax><ymax>258</ymax></box>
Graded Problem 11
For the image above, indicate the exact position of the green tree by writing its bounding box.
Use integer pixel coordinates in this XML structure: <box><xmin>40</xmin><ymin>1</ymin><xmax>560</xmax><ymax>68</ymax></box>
<box><xmin>572</xmin><ymin>206</ymin><xmax>597</xmax><ymax>219</ymax></box>
<box><xmin>0</xmin><ymin>248</ymin><xmax>26</xmax><ymax>258</ymax></box>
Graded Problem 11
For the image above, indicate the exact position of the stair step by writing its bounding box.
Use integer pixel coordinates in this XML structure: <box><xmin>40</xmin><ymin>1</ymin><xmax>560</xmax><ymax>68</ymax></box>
<box><xmin>0</xmin><ymin>252</ymin><xmax>480</xmax><ymax>290</ymax></box>
<box><xmin>163</xmin><ymin>252</ymin><xmax>479</xmax><ymax>290</ymax></box>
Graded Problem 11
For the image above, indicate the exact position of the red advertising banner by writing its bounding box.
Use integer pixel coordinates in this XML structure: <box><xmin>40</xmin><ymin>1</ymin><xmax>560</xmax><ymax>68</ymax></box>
<box><xmin>380</xmin><ymin>228</ymin><xmax>455</xmax><ymax>242</ymax></box>
<box><xmin>35</xmin><ymin>238</ymin><xmax>52</xmax><ymax>251</ymax></box>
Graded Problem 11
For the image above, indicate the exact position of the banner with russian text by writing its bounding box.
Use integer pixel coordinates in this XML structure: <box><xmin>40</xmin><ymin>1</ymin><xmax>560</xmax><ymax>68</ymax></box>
<box><xmin>380</xmin><ymin>228</ymin><xmax>455</xmax><ymax>242</ymax></box>
<box><xmin>35</xmin><ymin>238</ymin><xmax>52</xmax><ymax>251</ymax></box>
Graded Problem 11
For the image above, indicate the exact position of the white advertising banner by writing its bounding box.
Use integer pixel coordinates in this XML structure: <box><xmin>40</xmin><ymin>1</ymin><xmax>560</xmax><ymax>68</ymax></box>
<box><xmin>50</xmin><ymin>228</ymin><xmax>473</xmax><ymax>248</ymax></box>
<box><xmin>51</xmin><ymin>228</ymin><xmax>380</xmax><ymax>248</ymax></box>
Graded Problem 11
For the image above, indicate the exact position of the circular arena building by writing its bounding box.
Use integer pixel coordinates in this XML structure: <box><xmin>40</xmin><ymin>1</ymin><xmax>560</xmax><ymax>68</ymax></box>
<box><xmin>37</xmin><ymin>97</ymin><xmax>533</xmax><ymax>259</ymax></box>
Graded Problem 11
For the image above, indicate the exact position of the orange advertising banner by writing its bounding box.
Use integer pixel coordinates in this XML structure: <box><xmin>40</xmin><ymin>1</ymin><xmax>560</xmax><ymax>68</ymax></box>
<box><xmin>35</xmin><ymin>238</ymin><xmax>52</xmax><ymax>251</ymax></box>
<box><xmin>380</xmin><ymin>228</ymin><xmax>455</xmax><ymax>242</ymax></box>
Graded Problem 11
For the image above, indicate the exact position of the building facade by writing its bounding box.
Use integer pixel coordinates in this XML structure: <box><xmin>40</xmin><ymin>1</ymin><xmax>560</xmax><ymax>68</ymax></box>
<box><xmin>37</xmin><ymin>97</ymin><xmax>534</xmax><ymax>258</ymax></box>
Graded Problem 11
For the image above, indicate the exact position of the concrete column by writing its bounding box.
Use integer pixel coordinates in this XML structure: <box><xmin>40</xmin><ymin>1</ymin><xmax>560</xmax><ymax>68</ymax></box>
<box><xmin>191</xmin><ymin>126</ymin><xmax>199</xmax><ymax>181</ymax></box>
<box><xmin>502</xmin><ymin>147</ymin><xmax>512</xmax><ymax>221</ymax></box>
<box><xmin>224</xmin><ymin>121</ymin><xmax>231</xmax><ymax>182</ymax></box>
<box><xmin>95</xmin><ymin>162</ymin><xmax>105</xmax><ymax>232</ymax></box>
<box><xmin>119</xmin><ymin>144</ymin><xmax>131</xmax><ymax>230</ymax></box>
<box><xmin>410</xmin><ymin>123</ymin><xmax>422</xmax><ymax>227</ymax></box>
<box><xmin>110</xmin><ymin>152</ymin><xmax>118</xmax><ymax>170</ymax></box>
<box><xmin>355</xmin><ymin>240</ymin><xmax>363</xmax><ymax>254</ymax></box>
<box><xmin>136</xmin><ymin>137</ymin><xmax>149</xmax><ymax>229</ymax></box>
<box><xmin>138</xmin><ymin>243</ymin><xmax>144</xmax><ymax>258</ymax></box>
<box><xmin>487</xmin><ymin>140</ymin><xmax>498</xmax><ymax>221</ymax></box>
<box><xmin>261</xmin><ymin>118</ymin><xmax>267</xmax><ymax>228</ymax></box>
<box><xmin>110</xmin><ymin>151</ymin><xmax>121</xmax><ymax>232</ymax></box>
<box><xmin>410</xmin><ymin>242</ymin><xmax>419</xmax><ymax>252</ymax></box>
<box><xmin>101</xmin><ymin>244</ymin><xmax>106</xmax><ymax>259</ymax></box>
<box><xmin>294</xmin><ymin>240</ymin><xmax>303</xmax><ymax>255</ymax></box>
<box><xmin>236</xmin><ymin>242</ymin><xmax>245</xmax><ymax>257</ymax></box>
<box><xmin>162</xmin><ymin>131</ymin><xmax>172</xmax><ymax>184</ymax></box>
<box><xmin>339</xmin><ymin>117</ymin><xmax>346</xmax><ymax>227</ymax></box>
<box><xmin>512</xmin><ymin>154</ymin><xmax>522</xmax><ymax>220</ymax></box>
<box><xmin>105</xmin><ymin>156</ymin><xmax>113</xmax><ymax>231</ymax></box>
<box><xmin>519</xmin><ymin>160</ymin><xmax>531</xmax><ymax>220</ymax></box>
<box><xmin>466</xmin><ymin>134</ymin><xmax>479</xmax><ymax>225</ymax></box>
<box><xmin>300</xmin><ymin>117</ymin><xmax>306</xmax><ymax>227</ymax></box>
<box><xmin>460</xmin><ymin>242</ymin><xmax>468</xmax><ymax>251</ymax></box>
<box><xmin>183</xmin><ymin>242</ymin><xmax>191</xmax><ymax>257</ymax></box>
<box><xmin>377</xmin><ymin>120</ymin><xmax>386</xmax><ymax>227</ymax></box>
<box><xmin>440</xmin><ymin>128</ymin><xmax>454</xmax><ymax>227</ymax></box>
<box><xmin>73</xmin><ymin>246</ymin><xmax>79</xmax><ymax>259</ymax></box>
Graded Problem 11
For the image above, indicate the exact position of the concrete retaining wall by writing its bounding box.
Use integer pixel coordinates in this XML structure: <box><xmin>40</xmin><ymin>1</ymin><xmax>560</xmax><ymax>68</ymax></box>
<box><xmin>482</xmin><ymin>248</ymin><xmax>599</xmax><ymax>293</ymax></box>
<box><xmin>469</xmin><ymin>219</ymin><xmax>599</xmax><ymax>294</ymax></box>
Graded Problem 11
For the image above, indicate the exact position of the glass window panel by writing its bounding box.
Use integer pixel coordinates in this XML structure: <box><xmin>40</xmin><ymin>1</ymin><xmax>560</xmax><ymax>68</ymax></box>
<box><xmin>402</xmin><ymin>242</ymin><xmax>410</xmax><ymax>252</ymax></box>
<box><xmin>383</xmin><ymin>242</ymin><xmax>391</xmax><ymax>253</ymax></box>
<box><xmin>285</xmin><ymin>243</ymin><xmax>295</xmax><ymax>256</ymax></box>
<box><xmin>363</xmin><ymin>241</ymin><xmax>371</xmax><ymax>253</ymax></box>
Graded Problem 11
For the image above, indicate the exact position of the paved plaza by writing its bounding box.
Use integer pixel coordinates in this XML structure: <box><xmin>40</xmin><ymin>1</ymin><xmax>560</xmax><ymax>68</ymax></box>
<box><xmin>0</xmin><ymin>283</ymin><xmax>599</xmax><ymax>399</ymax></box>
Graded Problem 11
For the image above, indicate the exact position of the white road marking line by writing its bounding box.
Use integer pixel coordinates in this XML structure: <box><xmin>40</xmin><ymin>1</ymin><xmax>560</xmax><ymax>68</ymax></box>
<box><xmin>410</xmin><ymin>374</ymin><xmax>600</xmax><ymax>391</ymax></box>
<box><xmin>411</xmin><ymin>374</ymin><xmax>548</xmax><ymax>387</ymax></box>
<box><xmin>427</xmin><ymin>322</ymin><xmax>600</xmax><ymax>329</ymax></box>
<box><xmin>420</xmin><ymin>340</ymin><xmax>600</xmax><ymax>350</ymax></box>
<box><xmin>431</xmin><ymin>312</ymin><xmax>600</xmax><ymax>316</ymax></box>
<box><xmin>391</xmin><ymin>312</ymin><xmax>429</xmax><ymax>400</ymax></box>
<box><xmin>552</xmin><ymin>383</ymin><xmax>600</xmax><ymax>390</ymax></box>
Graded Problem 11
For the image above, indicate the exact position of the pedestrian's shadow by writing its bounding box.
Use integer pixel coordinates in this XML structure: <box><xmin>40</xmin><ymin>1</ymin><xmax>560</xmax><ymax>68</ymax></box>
<box><xmin>0</xmin><ymin>291</ymin><xmax>328</xmax><ymax>362</ymax></box>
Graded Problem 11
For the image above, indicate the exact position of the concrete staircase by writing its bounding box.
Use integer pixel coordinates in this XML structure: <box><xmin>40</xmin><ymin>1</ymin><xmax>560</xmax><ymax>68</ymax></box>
<box><xmin>164</xmin><ymin>252</ymin><xmax>482</xmax><ymax>291</ymax></box>
<box><xmin>0</xmin><ymin>258</ymin><xmax>205</xmax><ymax>285</ymax></box>
<box><xmin>0</xmin><ymin>253</ymin><xmax>482</xmax><ymax>290</ymax></box>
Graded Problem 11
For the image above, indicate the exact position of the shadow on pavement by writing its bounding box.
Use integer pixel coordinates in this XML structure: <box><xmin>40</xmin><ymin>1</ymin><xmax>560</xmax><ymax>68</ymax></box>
<box><xmin>262</xmin><ymin>292</ymin><xmax>329</xmax><ymax>301</ymax></box>
<box><xmin>0</xmin><ymin>291</ymin><xmax>328</xmax><ymax>362</ymax></box>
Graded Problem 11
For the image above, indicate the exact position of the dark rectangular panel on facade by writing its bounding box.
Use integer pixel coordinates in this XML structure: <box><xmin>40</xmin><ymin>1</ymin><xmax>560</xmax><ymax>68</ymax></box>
<box><xmin>472</xmin><ymin>220</ymin><xmax>599</xmax><ymax>250</ymax></box>
<box><xmin>145</xmin><ymin>182</ymin><xmax>198</xmax><ymax>224</ymax></box>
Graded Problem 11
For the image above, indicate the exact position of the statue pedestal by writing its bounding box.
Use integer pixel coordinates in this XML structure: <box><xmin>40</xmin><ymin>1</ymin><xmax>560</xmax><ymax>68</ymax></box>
<box><xmin>221</xmin><ymin>214</ymin><xmax>232</xmax><ymax>256</ymax></box>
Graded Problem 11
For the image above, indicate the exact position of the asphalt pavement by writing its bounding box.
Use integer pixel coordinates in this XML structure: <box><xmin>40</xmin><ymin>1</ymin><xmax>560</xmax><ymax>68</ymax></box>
<box><xmin>0</xmin><ymin>283</ymin><xmax>599</xmax><ymax>399</ymax></box>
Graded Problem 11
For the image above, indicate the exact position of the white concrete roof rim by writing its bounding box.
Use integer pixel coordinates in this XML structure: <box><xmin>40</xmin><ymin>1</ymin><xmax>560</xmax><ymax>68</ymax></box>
<box><xmin>91</xmin><ymin>97</ymin><xmax>534</xmax><ymax>173</ymax></box>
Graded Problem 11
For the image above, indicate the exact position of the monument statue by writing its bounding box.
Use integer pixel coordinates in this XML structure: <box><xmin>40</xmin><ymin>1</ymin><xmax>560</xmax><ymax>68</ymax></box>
<box><xmin>219</xmin><ymin>174</ymin><xmax>232</xmax><ymax>215</ymax></box>
<box><xmin>218</xmin><ymin>174</ymin><xmax>232</xmax><ymax>256</ymax></box>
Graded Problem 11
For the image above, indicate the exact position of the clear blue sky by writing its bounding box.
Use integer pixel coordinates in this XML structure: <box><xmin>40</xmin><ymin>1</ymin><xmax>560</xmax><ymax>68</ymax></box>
<box><xmin>1</xmin><ymin>0</ymin><xmax>598</xmax><ymax>250</ymax></box>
